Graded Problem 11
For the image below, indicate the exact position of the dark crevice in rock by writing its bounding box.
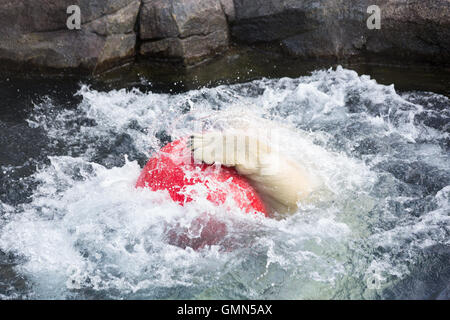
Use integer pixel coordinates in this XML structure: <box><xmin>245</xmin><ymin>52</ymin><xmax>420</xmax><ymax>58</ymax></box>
<box><xmin>134</xmin><ymin>0</ymin><xmax>144</xmax><ymax>63</ymax></box>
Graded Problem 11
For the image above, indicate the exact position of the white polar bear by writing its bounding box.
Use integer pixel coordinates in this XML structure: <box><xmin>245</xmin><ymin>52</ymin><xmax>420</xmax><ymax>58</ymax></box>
<box><xmin>189</xmin><ymin>125</ymin><xmax>320</xmax><ymax>215</ymax></box>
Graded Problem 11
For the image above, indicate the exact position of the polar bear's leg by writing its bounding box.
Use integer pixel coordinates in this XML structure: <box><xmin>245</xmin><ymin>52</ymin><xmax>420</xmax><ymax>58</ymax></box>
<box><xmin>189</xmin><ymin>131</ymin><xmax>315</xmax><ymax>215</ymax></box>
<box><xmin>248</xmin><ymin>160</ymin><xmax>315</xmax><ymax>214</ymax></box>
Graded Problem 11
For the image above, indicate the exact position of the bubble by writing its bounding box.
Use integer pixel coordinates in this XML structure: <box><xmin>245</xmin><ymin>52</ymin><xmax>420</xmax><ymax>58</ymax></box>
<box><xmin>1</xmin><ymin>67</ymin><xmax>448</xmax><ymax>299</ymax></box>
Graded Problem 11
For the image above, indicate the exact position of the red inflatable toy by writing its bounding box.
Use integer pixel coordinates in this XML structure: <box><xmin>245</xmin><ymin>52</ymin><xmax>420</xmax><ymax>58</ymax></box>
<box><xmin>136</xmin><ymin>138</ymin><xmax>267</xmax><ymax>215</ymax></box>
<box><xmin>136</xmin><ymin>138</ymin><xmax>267</xmax><ymax>250</ymax></box>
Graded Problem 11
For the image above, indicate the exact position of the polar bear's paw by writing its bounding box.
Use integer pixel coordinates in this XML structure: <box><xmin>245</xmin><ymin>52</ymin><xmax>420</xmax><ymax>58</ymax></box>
<box><xmin>188</xmin><ymin>131</ymin><xmax>270</xmax><ymax>175</ymax></box>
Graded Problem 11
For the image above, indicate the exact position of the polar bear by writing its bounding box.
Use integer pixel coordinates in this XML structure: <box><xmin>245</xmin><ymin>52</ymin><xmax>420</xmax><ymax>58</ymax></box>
<box><xmin>188</xmin><ymin>118</ymin><xmax>320</xmax><ymax>215</ymax></box>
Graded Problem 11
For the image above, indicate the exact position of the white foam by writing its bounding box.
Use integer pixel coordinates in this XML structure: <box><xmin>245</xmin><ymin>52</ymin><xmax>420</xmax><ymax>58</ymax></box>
<box><xmin>1</xmin><ymin>66</ymin><xmax>448</xmax><ymax>299</ymax></box>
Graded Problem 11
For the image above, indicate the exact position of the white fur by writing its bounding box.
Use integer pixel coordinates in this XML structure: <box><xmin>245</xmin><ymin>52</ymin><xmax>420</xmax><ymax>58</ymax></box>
<box><xmin>189</xmin><ymin>123</ymin><xmax>319</xmax><ymax>215</ymax></box>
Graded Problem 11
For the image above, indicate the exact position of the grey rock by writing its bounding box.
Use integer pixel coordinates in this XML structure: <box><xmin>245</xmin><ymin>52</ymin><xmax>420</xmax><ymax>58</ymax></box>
<box><xmin>140</xmin><ymin>30</ymin><xmax>229</xmax><ymax>65</ymax></box>
<box><xmin>362</xmin><ymin>0</ymin><xmax>450</xmax><ymax>64</ymax></box>
<box><xmin>139</xmin><ymin>0</ymin><xmax>230</xmax><ymax>64</ymax></box>
<box><xmin>0</xmin><ymin>31</ymin><xmax>136</xmax><ymax>71</ymax></box>
<box><xmin>139</xmin><ymin>0</ymin><xmax>179</xmax><ymax>39</ymax></box>
<box><xmin>232</xmin><ymin>0</ymin><xmax>317</xmax><ymax>43</ymax></box>
<box><xmin>140</xmin><ymin>0</ymin><xmax>228</xmax><ymax>39</ymax></box>
<box><xmin>219</xmin><ymin>0</ymin><xmax>236</xmax><ymax>23</ymax></box>
<box><xmin>97</xmin><ymin>33</ymin><xmax>137</xmax><ymax>71</ymax></box>
<box><xmin>140</xmin><ymin>38</ymin><xmax>184</xmax><ymax>58</ymax></box>
<box><xmin>0</xmin><ymin>0</ymin><xmax>137</xmax><ymax>34</ymax></box>
<box><xmin>0</xmin><ymin>0</ymin><xmax>140</xmax><ymax>72</ymax></box>
<box><xmin>87</xmin><ymin>0</ymin><xmax>141</xmax><ymax>36</ymax></box>
<box><xmin>231</xmin><ymin>0</ymin><xmax>450</xmax><ymax>63</ymax></box>
<box><xmin>1</xmin><ymin>0</ymin><xmax>449</xmax><ymax>72</ymax></box>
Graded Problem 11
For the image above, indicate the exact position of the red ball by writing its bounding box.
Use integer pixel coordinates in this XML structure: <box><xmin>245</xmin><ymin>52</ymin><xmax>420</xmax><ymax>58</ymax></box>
<box><xmin>136</xmin><ymin>138</ymin><xmax>267</xmax><ymax>216</ymax></box>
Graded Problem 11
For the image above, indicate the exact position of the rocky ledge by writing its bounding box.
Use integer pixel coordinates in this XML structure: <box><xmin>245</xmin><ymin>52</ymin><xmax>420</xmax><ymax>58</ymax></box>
<box><xmin>0</xmin><ymin>0</ymin><xmax>449</xmax><ymax>73</ymax></box>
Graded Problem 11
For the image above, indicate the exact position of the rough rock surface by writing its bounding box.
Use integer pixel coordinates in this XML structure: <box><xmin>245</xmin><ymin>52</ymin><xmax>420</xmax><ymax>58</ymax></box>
<box><xmin>0</xmin><ymin>0</ymin><xmax>449</xmax><ymax>73</ymax></box>
<box><xmin>0</xmin><ymin>0</ymin><xmax>140</xmax><ymax>72</ymax></box>
<box><xmin>231</xmin><ymin>0</ymin><xmax>450</xmax><ymax>64</ymax></box>
<box><xmin>362</xmin><ymin>0</ymin><xmax>450</xmax><ymax>64</ymax></box>
<box><xmin>139</xmin><ymin>0</ymin><xmax>230</xmax><ymax>65</ymax></box>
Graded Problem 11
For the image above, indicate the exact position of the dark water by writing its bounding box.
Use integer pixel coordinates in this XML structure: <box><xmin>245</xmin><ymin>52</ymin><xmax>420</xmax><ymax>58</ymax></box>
<box><xmin>0</xmin><ymin>52</ymin><xmax>449</xmax><ymax>299</ymax></box>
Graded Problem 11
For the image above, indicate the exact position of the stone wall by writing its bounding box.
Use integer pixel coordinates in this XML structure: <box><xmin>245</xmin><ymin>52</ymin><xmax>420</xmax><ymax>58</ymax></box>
<box><xmin>0</xmin><ymin>0</ymin><xmax>140</xmax><ymax>72</ymax></box>
<box><xmin>139</xmin><ymin>0</ymin><xmax>230</xmax><ymax>65</ymax></box>
<box><xmin>0</xmin><ymin>0</ymin><xmax>449</xmax><ymax>73</ymax></box>
<box><xmin>231</xmin><ymin>0</ymin><xmax>450</xmax><ymax>64</ymax></box>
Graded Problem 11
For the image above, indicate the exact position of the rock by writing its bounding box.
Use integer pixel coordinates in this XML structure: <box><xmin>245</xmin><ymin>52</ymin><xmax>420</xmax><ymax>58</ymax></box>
<box><xmin>362</xmin><ymin>0</ymin><xmax>450</xmax><ymax>64</ymax></box>
<box><xmin>231</xmin><ymin>0</ymin><xmax>312</xmax><ymax>43</ymax></box>
<box><xmin>140</xmin><ymin>30</ymin><xmax>229</xmax><ymax>64</ymax></box>
<box><xmin>219</xmin><ymin>0</ymin><xmax>236</xmax><ymax>23</ymax></box>
<box><xmin>96</xmin><ymin>33</ymin><xmax>137</xmax><ymax>71</ymax></box>
<box><xmin>0</xmin><ymin>0</ymin><xmax>449</xmax><ymax>72</ymax></box>
<box><xmin>231</xmin><ymin>0</ymin><xmax>450</xmax><ymax>64</ymax></box>
<box><xmin>86</xmin><ymin>0</ymin><xmax>141</xmax><ymax>36</ymax></box>
<box><xmin>0</xmin><ymin>0</ymin><xmax>140</xmax><ymax>73</ymax></box>
<box><xmin>231</xmin><ymin>0</ymin><xmax>362</xmax><ymax>59</ymax></box>
<box><xmin>139</xmin><ymin>0</ymin><xmax>179</xmax><ymax>40</ymax></box>
<box><xmin>139</xmin><ymin>0</ymin><xmax>230</xmax><ymax>65</ymax></box>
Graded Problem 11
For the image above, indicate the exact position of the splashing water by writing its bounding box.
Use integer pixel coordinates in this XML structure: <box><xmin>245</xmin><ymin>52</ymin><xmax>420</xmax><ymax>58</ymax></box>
<box><xmin>0</xmin><ymin>67</ymin><xmax>448</xmax><ymax>299</ymax></box>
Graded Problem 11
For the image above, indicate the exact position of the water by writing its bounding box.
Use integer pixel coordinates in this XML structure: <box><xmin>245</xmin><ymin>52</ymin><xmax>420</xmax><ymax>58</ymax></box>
<box><xmin>0</xmin><ymin>65</ymin><xmax>449</xmax><ymax>299</ymax></box>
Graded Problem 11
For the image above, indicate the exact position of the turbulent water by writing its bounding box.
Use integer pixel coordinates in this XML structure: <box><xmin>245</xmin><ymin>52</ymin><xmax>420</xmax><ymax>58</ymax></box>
<box><xmin>0</xmin><ymin>67</ymin><xmax>449</xmax><ymax>299</ymax></box>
